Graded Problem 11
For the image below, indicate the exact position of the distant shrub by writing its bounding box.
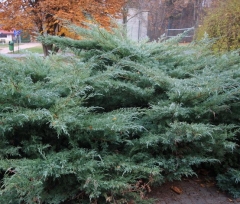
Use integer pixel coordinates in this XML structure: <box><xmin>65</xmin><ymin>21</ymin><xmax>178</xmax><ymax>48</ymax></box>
<box><xmin>196</xmin><ymin>0</ymin><xmax>240</xmax><ymax>52</ymax></box>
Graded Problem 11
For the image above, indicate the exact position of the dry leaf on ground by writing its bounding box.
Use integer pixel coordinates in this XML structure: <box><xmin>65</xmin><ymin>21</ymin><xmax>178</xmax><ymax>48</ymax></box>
<box><xmin>171</xmin><ymin>186</ymin><xmax>183</xmax><ymax>194</ymax></box>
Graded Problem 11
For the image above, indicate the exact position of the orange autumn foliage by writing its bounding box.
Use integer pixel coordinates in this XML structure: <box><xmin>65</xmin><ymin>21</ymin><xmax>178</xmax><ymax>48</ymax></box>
<box><xmin>0</xmin><ymin>0</ymin><xmax>125</xmax><ymax>37</ymax></box>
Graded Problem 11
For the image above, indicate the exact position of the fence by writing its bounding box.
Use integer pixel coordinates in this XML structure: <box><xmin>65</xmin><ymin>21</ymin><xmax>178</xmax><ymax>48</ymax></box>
<box><xmin>165</xmin><ymin>28</ymin><xmax>195</xmax><ymax>42</ymax></box>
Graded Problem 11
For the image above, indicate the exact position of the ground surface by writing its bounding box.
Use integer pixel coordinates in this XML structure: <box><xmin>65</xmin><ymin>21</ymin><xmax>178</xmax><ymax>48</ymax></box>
<box><xmin>0</xmin><ymin>42</ymin><xmax>41</xmax><ymax>54</ymax></box>
<box><xmin>147</xmin><ymin>175</ymin><xmax>240</xmax><ymax>204</ymax></box>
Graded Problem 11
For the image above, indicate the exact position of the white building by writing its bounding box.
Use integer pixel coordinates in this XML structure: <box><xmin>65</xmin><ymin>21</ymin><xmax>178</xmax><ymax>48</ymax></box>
<box><xmin>0</xmin><ymin>29</ymin><xmax>14</xmax><ymax>44</ymax></box>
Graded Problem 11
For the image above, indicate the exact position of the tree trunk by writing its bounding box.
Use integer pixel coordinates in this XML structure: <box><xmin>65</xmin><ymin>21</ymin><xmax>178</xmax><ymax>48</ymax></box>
<box><xmin>122</xmin><ymin>6</ymin><xmax>128</xmax><ymax>37</ymax></box>
<box><xmin>42</xmin><ymin>43</ymin><xmax>53</xmax><ymax>56</ymax></box>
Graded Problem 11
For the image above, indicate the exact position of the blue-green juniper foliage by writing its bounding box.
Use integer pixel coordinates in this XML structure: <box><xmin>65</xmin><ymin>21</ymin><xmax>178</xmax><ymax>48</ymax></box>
<box><xmin>0</xmin><ymin>24</ymin><xmax>240</xmax><ymax>203</ymax></box>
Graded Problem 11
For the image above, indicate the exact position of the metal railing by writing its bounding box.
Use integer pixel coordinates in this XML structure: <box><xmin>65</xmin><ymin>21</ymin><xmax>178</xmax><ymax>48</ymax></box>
<box><xmin>165</xmin><ymin>28</ymin><xmax>195</xmax><ymax>41</ymax></box>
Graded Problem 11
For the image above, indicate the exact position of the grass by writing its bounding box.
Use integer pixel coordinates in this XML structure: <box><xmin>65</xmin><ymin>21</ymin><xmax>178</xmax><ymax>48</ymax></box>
<box><xmin>7</xmin><ymin>45</ymin><xmax>43</xmax><ymax>54</ymax></box>
<box><xmin>0</xmin><ymin>44</ymin><xmax>8</xmax><ymax>48</ymax></box>
<box><xmin>20</xmin><ymin>46</ymin><xmax>43</xmax><ymax>54</ymax></box>
<box><xmin>0</xmin><ymin>43</ymin><xmax>43</xmax><ymax>54</ymax></box>
<box><xmin>0</xmin><ymin>43</ymin><xmax>29</xmax><ymax>48</ymax></box>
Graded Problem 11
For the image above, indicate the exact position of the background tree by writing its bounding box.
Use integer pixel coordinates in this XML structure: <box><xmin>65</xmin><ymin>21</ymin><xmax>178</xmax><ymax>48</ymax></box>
<box><xmin>0</xmin><ymin>0</ymin><xmax>125</xmax><ymax>55</ymax></box>
<box><xmin>123</xmin><ymin>0</ymin><xmax>211</xmax><ymax>41</ymax></box>
<box><xmin>195</xmin><ymin>0</ymin><xmax>240</xmax><ymax>52</ymax></box>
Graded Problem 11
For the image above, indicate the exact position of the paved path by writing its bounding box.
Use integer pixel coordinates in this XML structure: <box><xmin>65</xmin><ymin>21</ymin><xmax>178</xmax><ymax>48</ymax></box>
<box><xmin>148</xmin><ymin>176</ymin><xmax>240</xmax><ymax>204</ymax></box>
<box><xmin>0</xmin><ymin>43</ymin><xmax>41</xmax><ymax>54</ymax></box>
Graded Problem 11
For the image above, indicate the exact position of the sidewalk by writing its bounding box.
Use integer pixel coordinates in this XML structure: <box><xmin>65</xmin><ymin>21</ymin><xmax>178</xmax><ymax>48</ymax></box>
<box><xmin>0</xmin><ymin>42</ymin><xmax>41</xmax><ymax>54</ymax></box>
<box><xmin>147</xmin><ymin>176</ymin><xmax>240</xmax><ymax>204</ymax></box>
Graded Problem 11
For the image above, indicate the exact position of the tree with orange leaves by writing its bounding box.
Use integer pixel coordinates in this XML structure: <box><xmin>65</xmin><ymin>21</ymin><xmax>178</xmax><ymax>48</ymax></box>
<box><xmin>0</xmin><ymin>0</ymin><xmax>125</xmax><ymax>55</ymax></box>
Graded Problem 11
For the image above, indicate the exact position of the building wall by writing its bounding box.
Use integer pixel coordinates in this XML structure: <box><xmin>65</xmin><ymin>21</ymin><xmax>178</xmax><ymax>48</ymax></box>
<box><xmin>0</xmin><ymin>34</ymin><xmax>13</xmax><ymax>43</ymax></box>
<box><xmin>127</xmin><ymin>8</ymin><xmax>148</xmax><ymax>41</ymax></box>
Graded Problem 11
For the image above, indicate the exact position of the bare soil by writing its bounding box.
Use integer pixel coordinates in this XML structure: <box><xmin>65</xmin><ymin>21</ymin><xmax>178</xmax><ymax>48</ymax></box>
<box><xmin>147</xmin><ymin>175</ymin><xmax>240</xmax><ymax>204</ymax></box>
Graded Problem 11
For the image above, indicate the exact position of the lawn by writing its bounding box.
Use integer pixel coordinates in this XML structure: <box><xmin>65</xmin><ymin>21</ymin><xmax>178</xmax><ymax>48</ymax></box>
<box><xmin>0</xmin><ymin>43</ymin><xmax>43</xmax><ymax>54</ymax></box>
<box><xmin>0</xmin><ymin>43</ymin><xmax>8</xmax><ymax>49</ymax></box>
<box><xmin>0</xmin><ymin>43</ymin><xmax>8</xmax><ymax>47</ymax></box>
<box><xmin>20</xmin><ymin>45</ymin><xmax>43</xmax><ymax>54</ymax></box>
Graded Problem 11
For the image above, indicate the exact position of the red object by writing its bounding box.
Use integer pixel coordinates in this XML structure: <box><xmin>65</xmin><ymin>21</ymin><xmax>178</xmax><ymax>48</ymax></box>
<box><xmin>0</xmin><ymin>29</ymin><xmax>14</xmax><ymax>34</ymax></box>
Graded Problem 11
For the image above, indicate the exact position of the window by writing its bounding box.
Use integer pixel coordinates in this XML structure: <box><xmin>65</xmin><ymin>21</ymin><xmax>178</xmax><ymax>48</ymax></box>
<box><xmin>0</xmin><ymin>33</ymin><xmax>7</xmax><ymax>38</ymax></box>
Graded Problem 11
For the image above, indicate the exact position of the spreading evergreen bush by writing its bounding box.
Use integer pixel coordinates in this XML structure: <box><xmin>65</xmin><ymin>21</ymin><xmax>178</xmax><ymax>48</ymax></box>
<box><xmin>0</xmin><ymin>24</ymin><xmax>240</xmax><ymax>203</ymax></box>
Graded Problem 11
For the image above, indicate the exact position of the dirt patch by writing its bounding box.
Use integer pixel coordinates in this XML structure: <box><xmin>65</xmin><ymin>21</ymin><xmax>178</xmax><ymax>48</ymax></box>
<box><xmin>147</xmin><ymin>175</ymin><xmax>240</xmax><ymax>204</ymax></box>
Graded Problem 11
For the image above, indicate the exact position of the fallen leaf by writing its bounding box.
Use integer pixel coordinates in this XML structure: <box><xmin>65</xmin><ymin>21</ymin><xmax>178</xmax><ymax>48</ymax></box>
<box><xmin>194</xmin><ymin>179</ymin><xmax>201</xmax><ymax>182</ymax></box>
<box><xmin>171</xmin><ymin>186</ymin><xmax>183</xmax><ymax>194</ymax></box>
